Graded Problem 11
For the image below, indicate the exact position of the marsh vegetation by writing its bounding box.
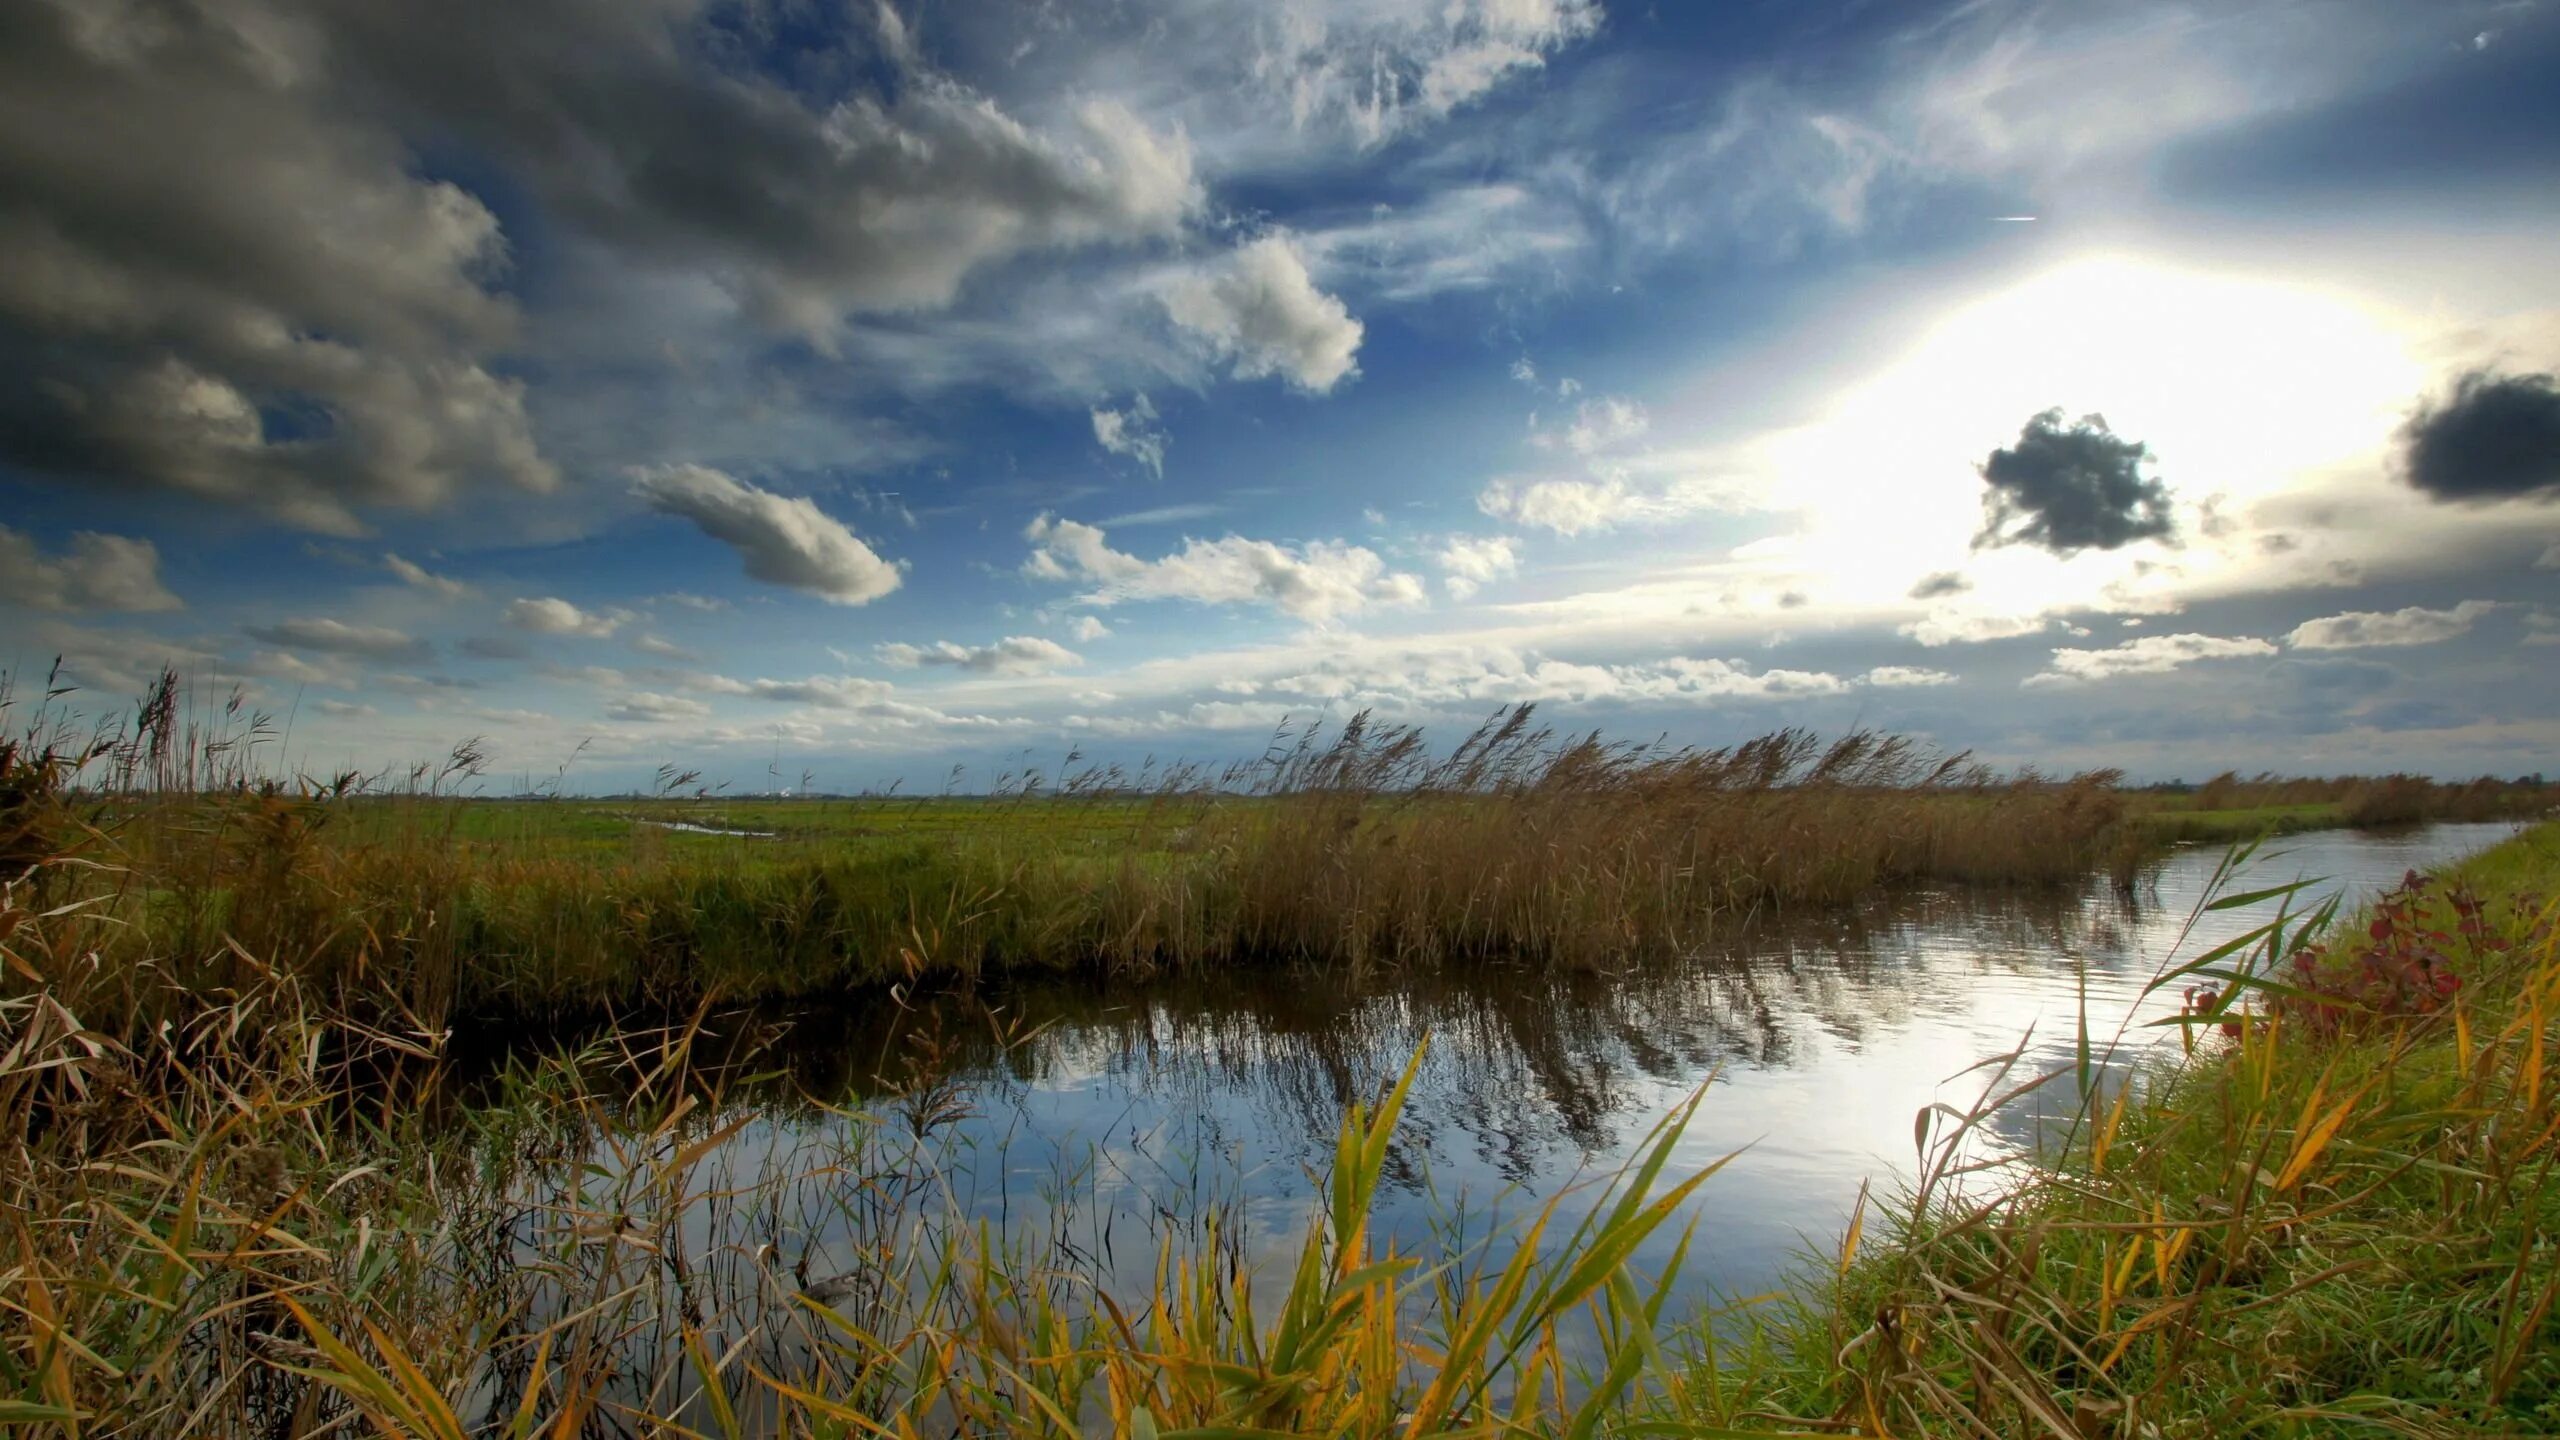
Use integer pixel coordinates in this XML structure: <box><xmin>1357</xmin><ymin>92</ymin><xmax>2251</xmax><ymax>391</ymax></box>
<box><xmin>3</xmin><ymin>672</ymin><xmax>2556</xmax><ymax>1435</ymax></box>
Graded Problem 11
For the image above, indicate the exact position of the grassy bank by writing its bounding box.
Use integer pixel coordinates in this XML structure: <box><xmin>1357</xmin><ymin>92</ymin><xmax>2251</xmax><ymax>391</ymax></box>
<box><xmin>2129</xmin><ymin>771</ymin><xmax>2552</xmax><ymax>847</ymax></box>
<box><xmin>12</xmin><ymin>683</ymin><xmax>2545</xmax><ymax>1033</ymax></box>
<box><xmin>1750</xmin><ymin>821</ymin><xmax>2560</xmax><ymax>1436</ymax></box>
<box><xmin>16</xmin><ymin>708</ymin><xmax>2158</xmax><ymax>1028</ymax></box>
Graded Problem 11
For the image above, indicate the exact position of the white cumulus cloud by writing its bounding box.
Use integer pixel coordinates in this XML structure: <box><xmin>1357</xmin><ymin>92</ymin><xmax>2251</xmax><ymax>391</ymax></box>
<box><xmin>877</xmin><ymin>636</ymin><xmax>1083</xmax><ymax>676</ymax></box>
<box><xmin>1476</xmin><ymin>475</ymin><xmax>1647</xmax><ymax>536</ymax></box>
<box><xmin>1864</xmin><ymin>666</ymin><xmax>1957</xmax><ymax>688</ymax></box>
<box><xmin>2026</xmin><ymin>633</ymin><xmax>2277</xmax><ymax>685</ymax></box>
<box><xmin>1899</xmin><ymin>610</ymin><xmax>2051</xmax><ymax>648</ymax></box>
<box><xmin>1024</xmin><ymin>513</ymin><xmax>1423</xmax><ymax>623</ymax></box>
<box><xmin>1436</xmin><ymin>534</ymin><xmax>1522</xmax><ymax>599</ymax></box>
<box><xmin>2286</xmin><ymin>601</ymin><xmax>2497</xmax><ymax>651</ymax></box>
<box><xmin>505</xmin><ymin>596</ymin><xmax>626</xmax><ymax>638</ymax></box>
<box><xmin>1164</xmin><ymin>236</ymin><xmax>1363</xmax><ymax>393</ymax></box>
<box><xmin>1090</xmin><ymin>394</ymin><xmax>1168</xmax><ymax>476</ymax></box>
<box><xmin>0</xmin><ymin>526</ymin><xmax>181</xmax><ymax>613</ymax></box>
<box><xmin>632</xmin><ymin>465</ymin><xmax>903</xmax><ymax>605</ymax></box>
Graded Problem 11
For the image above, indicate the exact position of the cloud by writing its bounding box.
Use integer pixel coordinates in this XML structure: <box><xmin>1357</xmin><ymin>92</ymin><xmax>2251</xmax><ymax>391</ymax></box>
<box><xmin>312</xmin><ymin>699</ymin><xmax>379</xmax><ymax>719</ymax></box>
<box><xmin>1898</xmin><ymin>610</ymin><xmax>2048</xmax><ymax>647</ymax></box>
<box><xmin>1242</xmin><ymin>649</ymin><xmax>1850</xmax><ymax>711</ymax></box>
<box><xmin>0</xmin><ymin>0</ymin><xmax>1218</xmax><ymax>531</ymax></box>
<box><xmin>243</xmin><ymin>617</ymin><xmax>429</xmax><ymax>662</ymax></box>
<box><xmin>1024</xmin><ymin>514</ymin><xmax>1424</xmax><ymax>623</ymax></box>
<box><xmin>2286</xmin><ymin>600</ymin><xmax>2497</xmax><ymax>651</ymax></box>
<box><xmin>1864</xmin><ymin>666</ymin><xmax>1957</xmax><ymax>688</ymax></box>
<box><xmin>877</xmin><ymin>636</ymin><xmax>1083</xmax><ymax>676</ymax></box>
<box><xmin>1546</xmin><ymin>397</ymin><xmax>1649</xmax><ymax>456</ymax></box>
<box><xmin>0</xmin><ymin>6</ymin><xmax>557</xmax><ymax>535</ymax></box>
<box><xmin>723</xmin><ymin>674</ymin><xmax>894</xmax><ymax>709</ymax></box>
<box><xmin>1222</xmin><ymin>0</ymin><xmax>1601</xmax><ymax>146</ymax></box>
<box><xmin>383</xmin><ymin>553</ymin><xmax>470</xmax><ymax>599</ymax></box>
<box><xmin>630</xmin><ymin>633</ymin><xmax>696</xmax><ymax>661</ymax></box>
<box><xmin>669</xmin><ymin>670</ymin><xmax>999</xmax><ymax>731</ymax></box>
<box><xmin>1164</xmin><ymin>236</ymin><xmax>1363</xmax><ymax>393</ymax></box>
<box><xmin>1974</xmin><ymin>409</ymin><xmax>2176</xmax><ymax>556</ymax></box>
<box><xmin>1435</xmin><ymin>535</ymin><xmax>1522</xmax><ymax>599</ymax></box>
<box><xmin>245</xmin><ymin>649</ymin><xmax>360</xmax><ymax>689</ymax></box>
<box><xmin>1067</xmin><ymin>615</ymin><xmax>1113</xmax><ymax>643</ymax></box>
<box><xmin>1091</xmin><ymin>394</ymin><xmax>1168</xmax><ymax>477</ymax></box>
<box><xmin>13</xmin><ymin>618</ymin><xmax>221</xmax><ymax>698</ymax></box>
<box><xmin>632</xmin><ymin>465</ymin><xmax>903</xmax><ymax>605</ymax></box>
<box><xmin>2026</xmin><ymin>633</ymin><xmax>2277</xmax><ymax>685</ymax></box>
<box><xmin>2541</xmin><ymin>542</ymin><xmax>2560</xmax><ymax>571</ymax></box>
<box><xmin>505</xmin><ymin>596</ymin><xmax>625</xmax><ymax>638</ymax></box>
<box><xmin>0</xmin><ymin>526</ymin><xmax>180</xmax><ymax>613</ymax></box>
<box><xmin>1476</xmin><ymin>475</ymin><xmax>1644</xmax><ymax>536</ymax></box>
<box><xmin>333</xmin><ymin>3</ymin><xmax>1197</xmax><ymax>348</ymax></box>
<box><xmin>2399</xmin><ymin>370</ymin><xmax>2560</xmax><ymax>504</ymax></box>
<box><xmin>1908</xmin><ymin>571</ymin><xmax>1971</xmax><ymax>600</ymax></box>
<box><xmin>605</xmin><ymin>691</ymin><xmax>711</xmax><ymax>724</ymax></box>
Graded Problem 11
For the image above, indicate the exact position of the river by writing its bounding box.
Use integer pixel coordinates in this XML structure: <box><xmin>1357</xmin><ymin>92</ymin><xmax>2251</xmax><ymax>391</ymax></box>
<box><xmin>486</xmin><ymin>819</ymin><xmax>2525</xmax><ymax>1413</ymax></box>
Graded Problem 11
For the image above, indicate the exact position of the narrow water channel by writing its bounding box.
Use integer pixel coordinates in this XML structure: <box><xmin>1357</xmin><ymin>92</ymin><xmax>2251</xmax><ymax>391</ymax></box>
<box><xmin>534</xmin><ymin>822</ymin><xmax>2522</xmax><ymax>1317</ymax></box>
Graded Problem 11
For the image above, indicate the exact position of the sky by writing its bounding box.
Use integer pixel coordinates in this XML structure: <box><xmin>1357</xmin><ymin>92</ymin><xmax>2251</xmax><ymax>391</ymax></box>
<box><xmin>3</xmin><ymin>0</ymin><xmax>2557</xmax><ymax>793</ymax></box>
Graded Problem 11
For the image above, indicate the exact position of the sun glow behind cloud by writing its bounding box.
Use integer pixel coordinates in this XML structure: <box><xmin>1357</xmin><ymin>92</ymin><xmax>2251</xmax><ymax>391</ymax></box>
<box><xmin>1729</xmin><ymin>254</ymin><xmax>2431</xmax><ymax>618</ymax></box>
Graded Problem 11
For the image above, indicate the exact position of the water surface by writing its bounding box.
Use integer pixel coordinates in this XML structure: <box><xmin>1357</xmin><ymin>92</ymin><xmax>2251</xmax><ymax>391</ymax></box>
<box><xmin>631</xmin><ymin>820</ymin><xmax>2521</xmax><ymax>1320</ymax></box>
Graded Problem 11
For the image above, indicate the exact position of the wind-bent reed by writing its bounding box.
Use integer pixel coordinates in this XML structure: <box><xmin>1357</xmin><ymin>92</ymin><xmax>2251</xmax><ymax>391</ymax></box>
<box><xmin>9</xmin><ymin>671</ymin><xmax>2139</xmax><ymax>1030</ymax></box>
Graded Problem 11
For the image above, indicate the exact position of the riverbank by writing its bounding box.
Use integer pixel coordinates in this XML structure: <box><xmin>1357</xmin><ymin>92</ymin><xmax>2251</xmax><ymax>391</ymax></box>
<box><xmin>1741</xmin><ymin>819</ymin><xmax>2560</xmax><ymax>1435</ymax></box>
<box><xmin>15</xmin><ymin>710</ymin><xmax>2549</xmax><ymax>1032</ymax></box>
<box><xmin>18</xmin><ymin>718</ymin><xmax>2159</xmax><ymax>1027</ymax></box>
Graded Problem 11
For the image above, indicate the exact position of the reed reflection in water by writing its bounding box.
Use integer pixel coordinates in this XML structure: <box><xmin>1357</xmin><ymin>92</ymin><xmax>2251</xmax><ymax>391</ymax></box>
<box><xmin>481</xmin><ymin>821</ymin><xmax>2522</xmax><ymax>1421</ymax></box>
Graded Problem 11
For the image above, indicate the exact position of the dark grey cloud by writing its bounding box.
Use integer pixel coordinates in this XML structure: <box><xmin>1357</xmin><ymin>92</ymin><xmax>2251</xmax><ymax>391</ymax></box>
<box><xmin>0</xmin><ymin>0</ymin><xmax>1196</xmax><ymax>532</ymax></box>
<box><xmin>0</xmin><ymin>0</ymin><xmax>552</xmax><ymax>533</ymax></box>
<box><xmin>2399</xmin><ymin>370</ymin><xmax>2560</xmax><ymax>505</ymax></box>
<box><xmin>326</xmin><ymin>0</ymin><xmax>1195</xmax><ymax>344</ymax></box>
<box><xmin>1973</xmin><ymin>409</ymin><xmax>2175</xmax><ymax>556</ymax></box>
<box><xmin>1908</xmin><ymin>570</ymin><xmax>1970</xmax><ymax>600</ymax></box>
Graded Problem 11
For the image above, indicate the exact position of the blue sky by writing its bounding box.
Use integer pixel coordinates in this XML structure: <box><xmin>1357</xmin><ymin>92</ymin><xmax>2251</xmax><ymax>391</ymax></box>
<box><xmin>3</xmin><ymin>0</ymin><xmax>2557</xmax><ymax>791</ymax></box>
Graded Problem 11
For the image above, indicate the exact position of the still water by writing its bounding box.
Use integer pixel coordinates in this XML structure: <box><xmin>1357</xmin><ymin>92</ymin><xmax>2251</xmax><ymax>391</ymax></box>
<box><xmin>615</xmin><ymin>820</ymin><xmax>2522</xmax><ymax>1327</ymax></box>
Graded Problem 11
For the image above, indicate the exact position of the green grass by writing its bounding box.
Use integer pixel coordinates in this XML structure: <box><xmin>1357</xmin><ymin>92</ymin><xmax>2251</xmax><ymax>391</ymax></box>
<box><xmin>32</xmin><ymin>718</ymin><xmax>2172</xmax><ymax>1025</ymax></box>
<box><xmin>2129</xmin><ymin>801</ymin><xmax>2351</xmax><ymax>845</ymax></box>
<box><xmin>1744</xmin><ymin>821</ymin><xmax>2560</xmax><ymax>1436</ymax></box>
